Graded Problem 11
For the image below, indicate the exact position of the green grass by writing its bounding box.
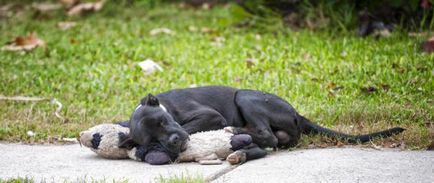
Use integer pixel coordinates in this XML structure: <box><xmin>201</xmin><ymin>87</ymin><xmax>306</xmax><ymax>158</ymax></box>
<box><xmin>0</xmin><ymin>2</ymin><xmax>433</xmax><ymax>149</ymax></box>
<box><xmin>156</xmin><ymin>173</ymin><xmax>204</xmax><ymax>183</ymax></box>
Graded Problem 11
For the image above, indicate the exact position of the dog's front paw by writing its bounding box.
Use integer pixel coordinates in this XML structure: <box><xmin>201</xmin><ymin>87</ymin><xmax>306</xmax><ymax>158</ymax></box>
<box><xmin>224</xmin><ymin>126</ymin><xmax>236</xmax><ymax>134</ymax></box>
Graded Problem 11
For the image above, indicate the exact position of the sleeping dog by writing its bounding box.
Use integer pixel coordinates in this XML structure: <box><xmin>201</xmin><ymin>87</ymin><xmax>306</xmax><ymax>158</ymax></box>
<box><xmin>120</xmin><ymin>86</ymin><xmax>405</xmax><ymax>159</ymax></box>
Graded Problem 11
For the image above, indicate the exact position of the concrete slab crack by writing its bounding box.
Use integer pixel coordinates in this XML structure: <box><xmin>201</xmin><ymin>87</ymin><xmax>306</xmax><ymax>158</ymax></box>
<box><xmin>205</xmin><ymin>164</ymin><xmax>239</xmax><ymax>182</ymax></box>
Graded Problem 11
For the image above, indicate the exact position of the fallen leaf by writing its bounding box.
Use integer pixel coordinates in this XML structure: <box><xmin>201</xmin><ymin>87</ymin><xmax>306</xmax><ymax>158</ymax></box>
<box><xmin>336</xmin><ymin>141</ymin><xmax>344</xmax><ymax>147</ymax></box>
<box><xmin>2</xmin><ymin>33</ymin><xmax>46</xmax><ymax>51</ymax></box>
<box><xmin>201</xmin><ymin>27</ymin><xmax>214</xmax><ymax>33</ymax></box>
<box><xmin>0</xmin><ymin>3</ymin><xmax>27</xmax><ymax>19</ymax></box>
<box><xmin>149</xmin><ymin>28</ymin><xmax>175</xmax><ymax>36</ymax></box>
<box><xmin>0</xmin><ymin>4</ymin><xmax>13</xmax><ymax>18</ymax></box>
<box><xmin>57</xmin><ymin>21</ymin><xmax>77</xmax><ymax>30</ymax></box>
<box><xmin>361</xmin><ymin>86</ymin><xmax>377</xmax><ymax>93</ymax></box>
<box><xmin>137</xmin><ymin>59</ymin><xmax>163</xmax><ymax>75</ymax></box>
<box><xmin>422</xmin><ymin>36</ymin><xmax>434</xmax><ymax>53</ymax></box>
<box><xmin>32</xmin><ymin>2</ymin><xmax>62</xmax><ymax>12</ymax></box>
<box><xmin>67</xmin><ymin>1</ymin><xmax>104</xmax><ymax>16</ymax></box>
<box><xmin>319</xmin><ymin>143</ymin><xmax>328</xmax><ymax>148</ymax></box>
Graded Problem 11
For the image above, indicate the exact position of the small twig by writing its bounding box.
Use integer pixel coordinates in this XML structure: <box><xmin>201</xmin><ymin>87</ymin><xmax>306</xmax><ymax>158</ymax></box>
<box><xmin>0</xmin><ymin>95</ymin><xmax>65</xmax><ymax>121</ymax></box>
<box><xmin>51</xmin><ymin>98</ymin><xmax>64</xmax><ymax>121</ymax></box>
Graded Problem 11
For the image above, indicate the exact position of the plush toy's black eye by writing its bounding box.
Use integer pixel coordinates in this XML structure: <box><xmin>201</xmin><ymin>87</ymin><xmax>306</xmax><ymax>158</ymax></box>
<box><xmin>91</xmin><ymin>133</ymin><xmax>102</xmax><ymax>149</ymax></box>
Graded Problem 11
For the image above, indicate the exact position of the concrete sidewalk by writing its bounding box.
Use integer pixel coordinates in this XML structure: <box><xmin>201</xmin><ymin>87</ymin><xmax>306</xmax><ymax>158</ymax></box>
<box><xmin>0</xmin><ymin>143</ymin><xmax>231</xmax><ymax>182</ymax></box>
<box><xmin>214</xmin><ymin>148</ymin><xmax>434</xmax><ymax>183</ymax></box>
<box><xmin>0</xmin><ymin>143</ymin><xmax>433</xmax><ymax>183</ymax></box>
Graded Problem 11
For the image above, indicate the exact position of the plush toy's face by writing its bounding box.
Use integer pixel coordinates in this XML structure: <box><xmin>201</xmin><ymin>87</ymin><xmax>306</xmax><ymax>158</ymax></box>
<box><xmin>79</xmin><ymin>124</ymin><xmax>130</xmax><ymax>159</ymax></box>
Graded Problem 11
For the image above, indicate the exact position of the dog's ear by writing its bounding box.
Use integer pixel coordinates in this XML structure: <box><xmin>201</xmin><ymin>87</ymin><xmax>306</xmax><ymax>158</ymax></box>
<box><xmin>118</xmin><ymin>133</ymin><xmax>138</xmax><ymax>150</ymax></box>
<box><xmin>141</xmin><ymin>93</ymin><xmax>159</xmax><ymax>106</ymax></box>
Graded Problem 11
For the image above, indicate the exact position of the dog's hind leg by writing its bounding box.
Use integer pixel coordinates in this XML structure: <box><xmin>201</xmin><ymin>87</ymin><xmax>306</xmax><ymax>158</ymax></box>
<box><xmin>181</xmin><ymin>108</ymin><xmax>228</xmax><ymax>134</ymax></box>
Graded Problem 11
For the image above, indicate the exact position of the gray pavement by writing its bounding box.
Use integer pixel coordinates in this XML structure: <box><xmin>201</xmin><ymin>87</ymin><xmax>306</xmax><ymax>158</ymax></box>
<box><xmin>214</xmin><ymin>148</ymin><xmax>434</xmax><ymax>183</ymax></box>
<box><xmin>0</xmin><ymin>143</ymin><xmax>230</xmax><ymax>182</ymax></box>
<box><xmin>0</xmin><ymin>143</ymin><xmax>433</xmax><ymax>183</ymax></box>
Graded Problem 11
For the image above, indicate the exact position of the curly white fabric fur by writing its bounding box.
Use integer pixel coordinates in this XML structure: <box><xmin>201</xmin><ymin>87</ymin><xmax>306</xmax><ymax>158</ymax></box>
<box><xmin>177</xmin><ymin>130</ymin><xmax>233</xmax><ymax>162</ymax></box>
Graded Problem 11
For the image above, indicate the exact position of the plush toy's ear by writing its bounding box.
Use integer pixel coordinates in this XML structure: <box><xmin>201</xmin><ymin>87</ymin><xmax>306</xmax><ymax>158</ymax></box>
<box><xmin>118</xmin><ymin>133</ymin><xmax>138</xmax><ymax>150</ymax></box>
<box><xmin>141</xmin><ymin>93</ymin><xmax>159</xmax><ymax>106</ymax></box>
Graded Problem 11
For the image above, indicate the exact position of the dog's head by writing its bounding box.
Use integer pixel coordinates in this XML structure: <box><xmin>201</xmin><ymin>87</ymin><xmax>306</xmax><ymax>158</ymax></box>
<box><xmin>121</xmin><ymin>94</ymin><xmax>189</xmax><ymax>154</ymax></box>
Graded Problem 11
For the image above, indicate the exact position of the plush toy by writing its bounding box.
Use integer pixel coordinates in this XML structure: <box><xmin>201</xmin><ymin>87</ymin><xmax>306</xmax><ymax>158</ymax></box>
<box><xmin>79</xmin><ymin>124</ymin><xmax>130</xmax><ymax>159</ymax></box>
<box><xmin>79</xmin><ymin>123</ymin><xmax>254</xmax><ymax>165</ymax></box>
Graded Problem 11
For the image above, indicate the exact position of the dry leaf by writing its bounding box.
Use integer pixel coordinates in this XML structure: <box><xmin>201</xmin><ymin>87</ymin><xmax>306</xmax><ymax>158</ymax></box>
<box><xmin>137</xmin><ymin>59</ymin><xmax>163</xmax><ymax>75</ymax></box>
<box><xmin>57</xmin><ymin>21</ymin><xmax>77</xmax><ymax>30</ymax></box>
<box><xmin>149</xmin><ymin>28</ymin><xmax>175</xmax><ymax>36</ymax></box>
<box><xmin>361</xmin><ymin>86</ymin><xmax>377</xmax><ymax>93</ymax></box>
<box><xmin>67</xmin><ymin>1</ymin><xmax>104</xmax><ymax>16</ymax></box>
<box><xmin>201</xmin><ymin>27</ymin><xmax>214</xmax><ymax>33</ymax></box>
<box><xmin>0</xmin><ymin>4</ymin><xmax>13</xmax><ymax>18</ymax></box>
<box><xmin>319</xmin><ymin>143</ymin><xmax>328</xmax><ymax>148</ymax></box>
<box><xmin>32</xmin><ymin>2</ymin><xmax>62</xmax><ymax>12</ymax></box>
<box><xmin>2</xmin><ymin>33</ymin><xmax>46</xmax><ymax>51</ymax></box>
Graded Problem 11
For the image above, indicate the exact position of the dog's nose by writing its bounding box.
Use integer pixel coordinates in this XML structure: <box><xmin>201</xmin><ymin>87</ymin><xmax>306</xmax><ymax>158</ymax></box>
<box><xmin>169</xmin><ymin>134</ymin><xmax>180</xmax><ymax>145</ymax></box>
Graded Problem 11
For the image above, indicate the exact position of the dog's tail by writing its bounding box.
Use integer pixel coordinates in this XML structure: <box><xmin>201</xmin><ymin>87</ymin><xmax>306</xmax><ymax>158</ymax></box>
<box><xmin>299</xmin><ymin>115</ymin><xmax>405</xmax><ymax>143</ymax></box>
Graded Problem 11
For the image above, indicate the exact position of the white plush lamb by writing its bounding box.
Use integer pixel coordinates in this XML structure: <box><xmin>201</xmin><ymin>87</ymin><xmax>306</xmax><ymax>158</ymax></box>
<box><xmin>79</xmin><ymin>123</ymin><xmax>254</xmax><ymax>165</ymax></box>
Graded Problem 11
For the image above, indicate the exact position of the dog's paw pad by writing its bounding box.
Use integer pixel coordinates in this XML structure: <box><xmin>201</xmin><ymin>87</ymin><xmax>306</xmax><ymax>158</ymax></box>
<box><xmin>226</xmin><ymin>151</ymin><xmax>246</xmax><ymax>165</ymax></box>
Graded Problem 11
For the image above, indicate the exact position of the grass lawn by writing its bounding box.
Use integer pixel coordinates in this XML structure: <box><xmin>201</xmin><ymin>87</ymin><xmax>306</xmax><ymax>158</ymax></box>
<box><xmin>0</xmin><ymin>1</ymin><xmax>433</xmax><ymax>149</ymax></box>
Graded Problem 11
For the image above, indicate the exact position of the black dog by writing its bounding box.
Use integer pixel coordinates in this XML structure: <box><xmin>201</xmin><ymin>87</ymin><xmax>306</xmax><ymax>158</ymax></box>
<box><xmin>120</xmin><ymin>86</ymin><xmax>405</xmax><ymax>161</ymax></box>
